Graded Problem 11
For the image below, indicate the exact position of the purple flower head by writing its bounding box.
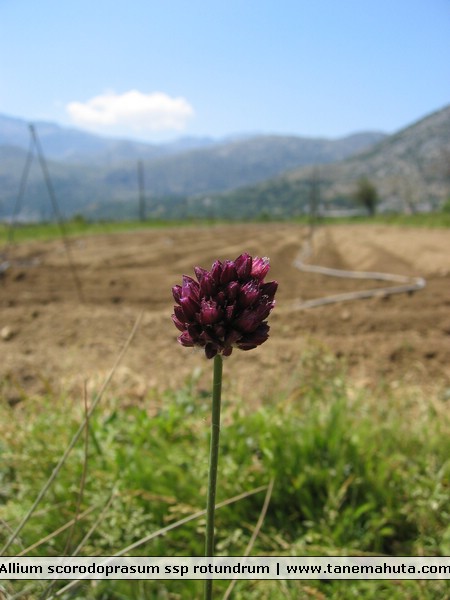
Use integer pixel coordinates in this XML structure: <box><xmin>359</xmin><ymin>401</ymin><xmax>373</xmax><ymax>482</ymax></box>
<box><xmin>172</xmin><ymin>253</ymin><xmax>278</xmax><ymax>359</ymax></box>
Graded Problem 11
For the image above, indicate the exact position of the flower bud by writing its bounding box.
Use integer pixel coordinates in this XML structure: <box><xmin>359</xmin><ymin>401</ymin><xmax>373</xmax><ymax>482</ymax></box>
<box><xmin>251</xmin><ymin>257</ymin><xmax>270</xmax><ymax>280</ymax></box>
<box><xmin>199</xmin><ymin>299</ymin><xmax>222</xmax><ymax>325</ymax></box>
<box><xmin>172</xmin><ymin>252</ymin><xmax>277</xmax><ymax>358</ymax></box>
<box><xmin>172</xmin><ymin>285</ymin><xmax>182</xmax><ymax>303</ymax></box>
<box><xmin>234</xmin><ymin>253</ymin><xmax>252</xmax><ymax>279</ymax></box>
<box><xmin>261</xmin><ymin>280</ymin><xmax>278</xmax><ymax>301</ymax></box>
<box><xmin>180</xmin><ymin>295</ymin><xmax>199</xmax><ymax>321</ymax></box>
<box><xmin>220</xmin><ymin>260</ymin><xmax>237</xmax><ymax>284</ymax></box>
<box><xmin>238</xmin><ymin>281</ymin><xmax>261</xmax><ymax>307</ymax></box>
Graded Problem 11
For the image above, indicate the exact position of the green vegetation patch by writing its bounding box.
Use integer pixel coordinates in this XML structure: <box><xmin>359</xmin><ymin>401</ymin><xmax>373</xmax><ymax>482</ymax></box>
<box><xmin>1</xmin><ymin>210</ymin><xmax>449</xmax><ymax>247</ymax></box>
<box><xmin>0</xmin><ymin>217</ymin><xmax>203</xmax><ymax>244</ymax></box>
<box><xmin>0</xmin><ymin>352</ymin><xmax>449</xmax><ymax>599</ymax></box>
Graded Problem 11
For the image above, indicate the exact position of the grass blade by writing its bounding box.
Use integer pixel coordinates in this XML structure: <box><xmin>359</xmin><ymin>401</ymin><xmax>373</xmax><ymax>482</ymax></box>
<box><xmin>0</xmin><ymin>312</ymin><xmax>143</xmax><ymax>556</ymax></box>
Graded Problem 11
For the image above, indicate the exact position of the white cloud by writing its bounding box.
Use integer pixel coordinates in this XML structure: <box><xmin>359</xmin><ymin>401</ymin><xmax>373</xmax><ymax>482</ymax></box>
<box><xmin>66</xmin><ymin>90</ymin><xmax>194</xmax><ymax>135</ymax></box>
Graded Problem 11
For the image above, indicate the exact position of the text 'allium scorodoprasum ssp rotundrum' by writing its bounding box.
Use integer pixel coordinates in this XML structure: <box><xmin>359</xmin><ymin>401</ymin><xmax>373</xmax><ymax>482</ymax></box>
<box><xmin>172</xmin><ymin>253</ymin><xmax>278</xmax><ymax>359</ymax></box>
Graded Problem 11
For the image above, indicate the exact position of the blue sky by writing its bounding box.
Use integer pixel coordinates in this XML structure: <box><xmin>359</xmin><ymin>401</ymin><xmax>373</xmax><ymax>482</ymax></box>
<box><xmin>1</xmin><ymin>0</ymin><xmax>449</xmax><ymax>142</ymax></box>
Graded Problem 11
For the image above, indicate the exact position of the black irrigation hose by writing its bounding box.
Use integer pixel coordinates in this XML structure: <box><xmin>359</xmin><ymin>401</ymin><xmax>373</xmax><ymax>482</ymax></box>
<box><xmin>293</xmin><ymin>229</ymin><xmax>426</xmax><ymax>309</ymax></box>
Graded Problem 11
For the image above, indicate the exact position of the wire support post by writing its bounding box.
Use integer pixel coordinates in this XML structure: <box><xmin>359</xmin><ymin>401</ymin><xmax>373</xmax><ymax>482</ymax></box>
<box><xmin>28</xmin><ymin>124</ymin><xmax>85</xmax><ymax>303</ymax></box>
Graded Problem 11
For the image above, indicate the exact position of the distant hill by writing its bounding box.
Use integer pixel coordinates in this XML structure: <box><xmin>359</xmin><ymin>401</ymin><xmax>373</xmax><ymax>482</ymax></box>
<box><xmin>202</xmin><ymin>104</ymin><xmax>450</xmax><ymax>218</ymax></box>
<box><xmin>141</xmin><ymin>132</ymin><xmax>387</xmax><ymax>197</ymax></box>
<box><xmin>0</xmin><ymin>114</ymin><xmax>386</xmax><ymax>220</ymax></box>
<box><xmin>0</xmin><ymin>114</ymin><xmax>219</xmax><ymax>164</ymax></box>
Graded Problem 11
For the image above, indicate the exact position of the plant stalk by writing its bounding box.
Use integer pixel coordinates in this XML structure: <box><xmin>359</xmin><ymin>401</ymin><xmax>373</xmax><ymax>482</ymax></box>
<box><xmin>204</xmin><ymin>353</ymin><xmax>223</xmax><ymax>600</ymax></box>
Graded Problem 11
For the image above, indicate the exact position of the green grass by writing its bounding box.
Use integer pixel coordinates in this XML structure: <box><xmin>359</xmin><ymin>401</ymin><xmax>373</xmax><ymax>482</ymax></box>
<box><xmin>0</xmin><ymin>218</ymin><xmax>212</xmax><ymax>244</ymax></box>
<box><xmin>317</xmin><ymin>212</ymin><xmax>450</xmax><ymax>228</ymax></box>
<box><xmin>1</xmin><ymin>210</ymin><xmax>449</xmax><ymax>245</ymax></box>
<box><xmin>1</xmin><ymin>350</ymin><xmax>449</xmax><ymax>599</ymax></box>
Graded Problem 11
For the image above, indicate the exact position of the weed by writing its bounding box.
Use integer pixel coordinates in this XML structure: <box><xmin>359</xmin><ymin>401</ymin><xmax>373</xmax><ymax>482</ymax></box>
<box><xmin>0</xmin><ymin>353</ymin><xmax>448</xmax><ymax>599</ymax></box>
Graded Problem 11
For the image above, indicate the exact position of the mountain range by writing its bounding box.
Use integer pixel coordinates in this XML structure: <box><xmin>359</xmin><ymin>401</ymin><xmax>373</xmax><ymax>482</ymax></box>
<box><xmin>201</xmin><ymin>104</ymin><xmax>450</xmax><ymax>219</ymax></box>
<box><xmin>0</xmin><ymin>104</ymin><xmax>448</xmax><ymax>221</ymax></box>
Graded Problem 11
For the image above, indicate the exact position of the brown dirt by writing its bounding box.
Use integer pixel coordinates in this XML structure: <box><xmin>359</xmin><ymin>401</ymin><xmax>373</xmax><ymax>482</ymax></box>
<box><xmin>1</xmin><ymin>223</ymin><xmax>449</xmax><ymax>404</ymax></box>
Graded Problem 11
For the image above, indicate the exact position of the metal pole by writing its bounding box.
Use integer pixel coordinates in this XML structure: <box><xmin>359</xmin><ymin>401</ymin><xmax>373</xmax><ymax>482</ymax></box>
<box><xmin>6</xmin><ymin>137</ymin><xmax>35</xmax><ymax>246</ymax></box>
<box><xmin>29</xmin><ymin>124</ymin><xmax>85</xmax><ymax>303</ymax></box>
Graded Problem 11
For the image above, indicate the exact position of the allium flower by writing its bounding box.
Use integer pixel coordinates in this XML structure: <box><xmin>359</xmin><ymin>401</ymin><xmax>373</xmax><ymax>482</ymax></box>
<box><xmin>172</xmin><ymin>253</ymin><xmax>278</xmax><ymax>359</ymax></box>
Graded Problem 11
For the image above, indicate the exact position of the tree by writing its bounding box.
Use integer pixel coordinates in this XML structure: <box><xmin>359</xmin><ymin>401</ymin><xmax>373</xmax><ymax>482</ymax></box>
<box><xmin>354</xmin><ymin>177</ymin><xmax>378</xmax><ymax>216</ymax></box>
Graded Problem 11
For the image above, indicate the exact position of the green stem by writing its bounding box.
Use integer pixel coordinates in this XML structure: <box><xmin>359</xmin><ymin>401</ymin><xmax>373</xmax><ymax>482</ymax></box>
<box><xmin>204</xmin><ymin>353</ymin><xmax>223</xmax><ymax>600</ymax></box>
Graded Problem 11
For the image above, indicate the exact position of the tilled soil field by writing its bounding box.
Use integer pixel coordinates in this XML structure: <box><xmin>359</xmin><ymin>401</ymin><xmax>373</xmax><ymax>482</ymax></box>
<box><xmin>1</xmin><ymin>223</ymin><xmax>449</xmax><ymax>404</ymax></box>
